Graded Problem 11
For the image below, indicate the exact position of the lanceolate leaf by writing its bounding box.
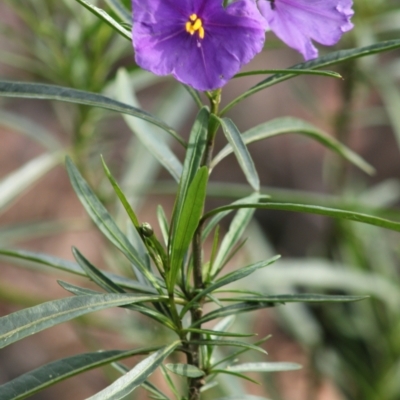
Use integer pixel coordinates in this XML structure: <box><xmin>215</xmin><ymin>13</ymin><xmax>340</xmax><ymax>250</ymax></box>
<box><xmin>170</xmin><ymin>107</ymin><xmax>209</xmax><ymax>239</ymax></box>
<box><xmin>0</xmin><ymin>347</ymin><xmax>160</xmax><ymax>400</ymax></box>
<box><xmin>218</xmin><ymin>117</ymin><xmax>260</xmax><ymax>191</ymax></box>
<box><xmin>0</xmin><ymin>80</ymin><xmax>179</xmax><ymax>141</ymax></box>
<box><xmin>0</xmin><ymin>248</ymin><xmax>157</xmax><ymax>294</ymax></box>
<box><xmin>202</xmin><ymin>194</ymin><xmax>269</xmax><ymax>241</ymax></box>
<box><xmin>212</xmin><ymin>117</ymin><xmax>374</xmax><ymax>175</ymax></box>
<box><xmin>227</xmin><ymin>362</ymin><xmax>302</xmax><ymax>373</ymax></box>
<box><xmin>0</xmin><ymin>293</ymin><xmax>165</xmax><ymax>349</ymax></box>
<box><xmin>210</xmin><ymin>193</ymin><xmax>263</xmax><ymax>277</ymax></box>
<box><xmin>72</xmin><ymin>247</ymin><xmax>125</xmax><ymax>293</ymax></box>
<box><xmin>234</xmin><ymin>69</ymin><xmax>342</xmax><ymax>79</ymax></box>
<box><xmin>165</xmin><ymin>363</ymin><xmax>205</xmax><ymax>378</ymax></box>
<box><xmin>168</xmin><ymin>167</ymin><xmax>208</xmax><ymax>290</ymax></box>
<box><xmin>220</xmin><ymin>294</ymin><xmax>368</xmax><ymax>303</ymax></box>
<box><xmin>74</xmin><ymin>0</ymin><xmax>131</xmax><ymax>40</ymax></box>
<box><xmin>181</xmin><ymin>256</ymin><xmax>280</xmax><ymax>316</ymax></box>
<box><xmin>221</xmin><ymin>39</ymin><xmax>400</xmax><ymax>114</ymax></box>
<box><xmin>66</xmin><ymin>157</ymin><xmax>160</xmax><ymax>290</ymax></box>
<box><xmin>202</xmin><ymin>202</ymin><xmax>400</xmax><ymax>233</ymax></box>
<box><xmin>86</xmin><ymin>341</ymin><xmax>180</xmax><ymax>400</ymax></box>
<box><xmin>189</xmin><ymin>340</ymin><xmax>267</xmax><ymax>355</ymax></box>
<box><xmin>196</xmin><ymin>302</ymin><xmax>278</xmax><ymax>325</ymax></box>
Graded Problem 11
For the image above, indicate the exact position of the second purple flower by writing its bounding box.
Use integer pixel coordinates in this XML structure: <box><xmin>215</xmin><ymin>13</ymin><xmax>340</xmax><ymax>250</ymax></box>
<box><xmin>132</xmin><ymin>0</ymin><xmax>267</xmax><ymax>91</ymax></box>
<box><xmin>257</xmin><ymin>0</ymin><xmax>354</xmax><ymax>60</ymax></box>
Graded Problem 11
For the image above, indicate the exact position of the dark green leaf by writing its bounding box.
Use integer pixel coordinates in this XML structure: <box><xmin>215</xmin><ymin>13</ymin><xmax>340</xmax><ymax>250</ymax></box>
<box><xmin>0</xmin><ymin>248</ymin><xmax>157</xmax><ymax>294</ymax></box>
<box><xmin>66</xmin><ymin>157</ymin><xmax>160</xmax><ymax>290</ymax></box>
<box><xmin>72</xmin><ymin>247</ymin><xmax>125</xmax><ymax>293</ymax></box>
<box><xmin>171</xmin><ymin>107</ymin><xmax>209</xmax><ymax>233</ymax></box>
<box><xmin>196</xmin><ymin>302</ymin><xmax>278</xmax><ymax>325</ymax></box>
<box><xmin>0</xmin><ymin>80</ymin><xmax>178</xmax><ymax>141</ymax></box>
<box><xmin>0</xmin><ymin>347</ymin><xmax>160</xmax><ymax>400</ymax></box>
<box><xmin>168</xmin><ymin>167</ymin><xmax>208</xmax><ymax>289</ymax></box>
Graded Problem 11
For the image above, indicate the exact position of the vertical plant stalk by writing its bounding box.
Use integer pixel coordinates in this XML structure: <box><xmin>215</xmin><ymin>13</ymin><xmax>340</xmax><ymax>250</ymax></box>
<box><xmin>187</xmin><ymin>90</ymin><xmax>221</xmax><ymax>400</ymax></box>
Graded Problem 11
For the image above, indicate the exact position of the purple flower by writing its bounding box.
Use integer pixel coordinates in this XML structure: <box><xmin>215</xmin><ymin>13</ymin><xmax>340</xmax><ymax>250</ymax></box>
<box><xmin>132</xmin><ymin>0</ymin><xmax>267</xmax><ymax>91</ymax></box>
<box><xmin>257</xmin><ymin>0</ymin><xmax>354</xmax><ymax>60</ymax></box>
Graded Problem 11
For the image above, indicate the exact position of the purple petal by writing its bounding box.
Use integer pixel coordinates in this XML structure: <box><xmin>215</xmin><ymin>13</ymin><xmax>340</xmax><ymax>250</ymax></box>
<box><xmin>132</xmin><ymin>0</ymin><xmax>266</xmax><ymax>91</ymax></box>
<box><xmin>257</xmin><ymin>0</ymin><xmax>354</xmax><ymax>60</ymax></box>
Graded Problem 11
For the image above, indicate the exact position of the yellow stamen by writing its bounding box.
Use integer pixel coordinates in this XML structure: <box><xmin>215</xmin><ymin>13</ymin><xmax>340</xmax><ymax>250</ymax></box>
<box><xmin>185</xmin><ymin>14</ymin><xmax>205</xmax><ymax>39</ymax></box>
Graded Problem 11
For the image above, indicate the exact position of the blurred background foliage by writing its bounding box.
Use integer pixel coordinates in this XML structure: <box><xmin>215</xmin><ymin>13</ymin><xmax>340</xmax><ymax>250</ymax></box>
<box><xmin>1</xmin><ymin>0</ymin><xmax>400</xmax><ymax>399</ymax></box>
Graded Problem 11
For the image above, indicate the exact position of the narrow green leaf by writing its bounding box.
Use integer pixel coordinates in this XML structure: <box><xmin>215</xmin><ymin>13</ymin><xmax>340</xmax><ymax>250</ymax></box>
<box><xmin>0</xmin><ymin>347</ymin><xmax>161</xmax><ymax>400</ymax></box>
<box><xmin>234</xmin><ymin>69</ymin><xmax>342</xmax><ymax>79</ymax></box>
<box><xmin>168</xmin><ymin>167</ymin><xmax>208</xmax><ymax>289</ymax></box>
<box><xmin>181</xmin><ymin>256</ymin><xmax>280</xmax><ymax>317</ymax></box>
<box><xmin>103</xmin><ymin>0</ymin><xmax>131</xmax><ymax>22</ymax></box>
<box><xmin>221</xmin><ymin>294</ymin><xmax>368</xmax><ymax>303</ymax></box>
<box><xmin>190</xmin><ymin>340</ymin><xmax>267</xmax><ymax>355</ymax></box>
<box><xmin>0</xmin><ymin>248</ymin><xmax>157</xmax><ymax>294</ymax></box>
<box><xmin>212</xmin><ymin>117</ymin><xmax>375</xmax><ymax>175</ymax></box>
<box><xmin>59</xmin><ymin>281</ymin><xmax>100</xmax><ymax>296</ymax></box>
<box><xmin>202</xmin><ymin>194</ymin><xmax>269</xmax><ymax>241</ymax></box>
<box><xmin>165</xmin><ymin>363</ymin><xmax>205</xmax><ymax>378</ymax></box>
<box><xmin>183</xmin><ymin>328</ymin><xmax>254</xmax><ymax>338</ymax></box>
<box><xmin>57</xmin><ymin>281</ymin><xmax>176</xmax><ymax>330</ymax></box>
<box><xmin>72</xmin><ymin>247</ymin><xmax>124</xmax><ymax>293</ymax></box>
<box><xmin>170</xmin><ymin>107</ymin><xmax>209</xmax><ymax>235</ymax></box>
<box><xmin>196</xmin><ymin>302</ymin><xmax>278</xmax><ymax>326</ymax></box>
<box><xmin>227</xmin><ymin>362</ymin><xmax>302</xmax><ymax>373</ymax></box>
<box><xmin>210</xmin><ymin>193</ymin><xmax>263</xmax><ymax>277</ymax></box>
<box><xmin>0</xmin><ymin>152</ymin><xmax>62</xmax><ymax>214</ymax></box>
<box><xmin>101</xmin><ymin>156</ymin><xmax>140</xmax><ymax>228</ymax></box>
<box><xmin>209</xmin><ymin>369</ymin><xmax>260</xmax><ymax>384</ymax></box>
<box><xmin>66</xmin><ymin>157</ymin><xmax>160</xmax><ymax>290</ymax></box>
<box><xmin>86</xmin><ymin>341</ymin><xmax>180</xmax><ymax>400</ymax></box>
<box><xmin>0</xmin><ymin>80</ymin><xmax>178</xmax><ymax>140</ymax></box>
<box><xmin>157</xmin><ymin>205</ymin><xmax>170</xmax><ymax>246</ymax></box>
<box><xmin>0</xmin><ymin>293</ymin><xmax>165</xmax><ymax>349</ymax></box>
<box><xmin>202</xmin><ymin>201</ymin><xmax>400</xmax><ymax>234</ymax></box>
<box><xmin>115</xmin><ymin>69</ymin><xmax>184</xmax><ymax>181</ymax></box>
<box><xmin>222</xmin><ymin>39</ymin><xmax>400</xmax><ymax>114</ymax></box>
<box><xmin>218</xmin><ymin>117</ymin><xmax>259</xmax><ymax>191</ymax></box>
<box><xmin>74</xmin><ymin>0</ymin><xmax>131</xmax><ymax>40</ymax></box>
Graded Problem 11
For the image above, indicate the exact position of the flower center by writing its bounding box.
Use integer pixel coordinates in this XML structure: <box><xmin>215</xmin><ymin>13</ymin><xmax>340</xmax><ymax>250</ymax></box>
<box><xmin>185</xmin><ymin>14</ymin><xmax>205</xmax><ymax>39</ymax></box>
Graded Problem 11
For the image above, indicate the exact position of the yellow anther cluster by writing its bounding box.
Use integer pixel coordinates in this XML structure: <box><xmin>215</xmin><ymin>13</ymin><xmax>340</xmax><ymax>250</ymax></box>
<box><xmin>185</xmin><ymin>14</ymin><xmax>205</xmax><ymax>39</ymax></box>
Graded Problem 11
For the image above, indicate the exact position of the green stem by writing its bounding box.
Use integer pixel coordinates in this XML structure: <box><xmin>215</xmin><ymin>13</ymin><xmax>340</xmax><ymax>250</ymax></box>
<box><xmin>187</xmin><ymin>89</ymin><xmax>221</xmax><ymax>400</ymax></box>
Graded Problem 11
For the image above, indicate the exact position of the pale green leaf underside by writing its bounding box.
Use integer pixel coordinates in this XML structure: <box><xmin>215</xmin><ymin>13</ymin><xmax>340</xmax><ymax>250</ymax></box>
<box><xmin>0</xmin><ymin>293</ymin><xmax>164</xmax><ymax>349</ymax></box>
<box><xmin>86</xmin><ymin>341</ymin><xmax>179</xmax><ymax>400</ymax></box>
